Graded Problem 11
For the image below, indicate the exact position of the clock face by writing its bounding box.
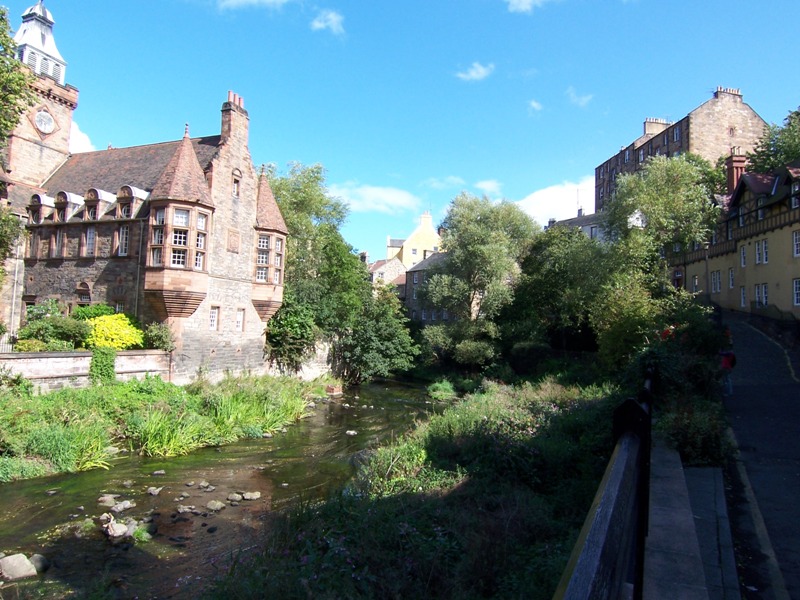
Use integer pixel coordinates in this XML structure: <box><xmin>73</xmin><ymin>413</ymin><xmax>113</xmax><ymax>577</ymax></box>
<box><xmin>34</xmin><ymin>110</ymin><xmax>55</xmax><ymax>134</ymax></box>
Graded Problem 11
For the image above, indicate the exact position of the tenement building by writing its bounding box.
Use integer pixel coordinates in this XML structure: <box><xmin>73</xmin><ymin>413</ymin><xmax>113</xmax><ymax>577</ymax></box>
<box><xmin>594</xmin><ymin>87</ymin><xmax>766</xmax><ymax>212</ymax></box>
<box><xmin>1</xmin><ymin>2</ymin><xmax>287</xmax><ymax>380</ymax></box>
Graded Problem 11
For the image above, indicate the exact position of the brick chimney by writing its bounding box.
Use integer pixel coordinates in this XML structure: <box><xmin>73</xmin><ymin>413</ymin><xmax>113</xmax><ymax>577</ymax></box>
<box><xmin>725</xmin><ymin>148</ymin><xmax>747</xmax><ymax>194</ymax></box>
<box><xmin>221</xmin><ymin>90</ymin><xmax>249</xmax><ymax>145</ymax></box>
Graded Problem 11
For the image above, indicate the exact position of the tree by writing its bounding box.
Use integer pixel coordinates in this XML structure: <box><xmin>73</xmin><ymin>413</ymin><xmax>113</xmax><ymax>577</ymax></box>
<box><xmin>0</xmin><ymin>7</ymin><xmax>35</xmax><ymax>151</ymax></box>
<box><xmin>264</xmin><ymin>293</ymin><xmax>318</xmax><ymax>374</ymax></box>
<box><xmin>601</xmin><ymin>155</ymin><xmax>719</xmax><ymax>269</ymax></box>
<box><xmin>747</xmin><ymin>108</ymin><xmax>800</xmax><ymax>173</ymax></box>
<box><xmin>330</xmin><ymin>283</ymin><xmax>419</xmax><ymax>385</ymax></box>
<box><xmin>506</xmin><ymin>225</ymin><xmax>610</xmax><ymax>350</ymax></box>
<box><xmin>421</xmin><ymin>193</ymin><xmax>539</xmax><ymax>368</ymax></box>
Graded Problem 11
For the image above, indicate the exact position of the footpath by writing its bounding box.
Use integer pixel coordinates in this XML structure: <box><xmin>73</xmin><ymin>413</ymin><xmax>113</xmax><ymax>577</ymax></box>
<box><xmin>644</xmin><ymin>310</ymin><xmax>799</xmax><ymax>599</ymax></box>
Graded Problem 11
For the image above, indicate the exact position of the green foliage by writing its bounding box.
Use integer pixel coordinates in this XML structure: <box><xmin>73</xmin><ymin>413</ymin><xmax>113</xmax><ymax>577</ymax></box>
<box><xmin>602</xmin><ymin>154</ymin><xmax>720</xmax><ymax>254</ymax></box>
<box><xmin>265</xmin><ymin>294</ymin><xmax>318</xmax><ymax>373</ymax></box>
<box><xmin>0</xmin><ymin>7</ymin><xmax>35</xmax><ymax>149</ymax></box>
<box><xmin>89</xmin><ymin>347</ymin><xmax>117</xmax><ymax>385</ymax></box>
<box><xmin>17</xmin><ymin>315</ymin><xmax>91</xmax><ymax>348</ymax></box>
<box><xmin>125</xmin><ymin>409</ymin><xmax>214</xmax><ymax>457</ymax></box>
<box><xmin>209</xmin><ymin>378</ymin><xmax>619</xmax><ymax>600</ymax></box>
<box><xmin>72</xmin><ymin>303</ymin><xmax>116</xmax><ymax>321</ymax></box>
<box><xmin>427</xmin><ymin>379</ymin><xmax>456</xmax><ymax>401</ymax></box>
<box><xmin>0</xmin><ymin>365</ymin><xmax>32</xmax><ymax>396</ymax></box>
<box><xmin>330</xmin><ymin>283</ymin><xmax>419</xmax><ymax>384</ymax></box>
<box><xmin>25</xmin><ymin>299</ymin><xmax>63</xmax><ymax>321</ymax></box>
<box><xmin>143</xmin><ymin>322</ymin><xmax>176</xmax><ymax>351</ymax></box>
<box><xmin>747</xmin><ymin>108</ymin><xmax>800</xmax><ymax>173</ymax></box>
<box><xmin>14</xmin><ymin>339</ymin><xmax>46</xmax><ymax>352</ymax></box>
<box><xmin>86</xmin><ymin>314</ymin><xmax>144</xmax><ymax>350</ymax></box>
<box><xmin>656</xmin><ymin>398</ymin><xmax>732</xmax><ymax>466</ymax></box>
<box><xmin>0</xmin><ymin>456</ymin><xmax>49</xmax><ymax>482</ymax></box>
<box><xmin>24</xmin><ymin>421</ymin><xmax>111</xmax><ymax>472</ymax></box>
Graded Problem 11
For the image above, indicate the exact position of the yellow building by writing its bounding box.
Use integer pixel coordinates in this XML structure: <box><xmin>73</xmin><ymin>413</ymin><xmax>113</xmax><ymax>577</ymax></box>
<box><xmin>386</xmin><ymin>211</ymin><xmax>441</xmax><ymax>268</ymax></box>
<box><xmin>676</xmin><ymin>157</ymin><xmax>800</xmax><ymax>319</ymax></box>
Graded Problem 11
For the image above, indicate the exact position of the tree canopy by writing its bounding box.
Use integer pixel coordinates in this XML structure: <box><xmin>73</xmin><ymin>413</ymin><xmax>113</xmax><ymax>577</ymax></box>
<box><xmin>0</xmin><ymin>7</ymin><xmax>34</xmax><ymax>152</ymax></box>
<box><xmin>747</xmin><ymin>108</ymin><xmax>800</xmax><ymax>173</ymax></box>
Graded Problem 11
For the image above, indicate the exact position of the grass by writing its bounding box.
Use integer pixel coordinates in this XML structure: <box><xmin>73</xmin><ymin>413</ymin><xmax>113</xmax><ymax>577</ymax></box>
<box><xmin>0</xmin><ymin>373</ymin><xmax>324</xmax><ymax>481</ymax></box>
<box><xmin>207</xmin><ymin>375</ymin><xmax>621</xmax><ymax>600</ymax></box>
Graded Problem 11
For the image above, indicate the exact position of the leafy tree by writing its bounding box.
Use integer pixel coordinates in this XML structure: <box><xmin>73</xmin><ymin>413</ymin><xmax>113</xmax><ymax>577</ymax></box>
<box><xmin>506</xmin><ymin>225</ymin><xmax>610</xmax><ymax>350</ymax></box>
<box><xmin>264</xmin><ymin>293</ymin><xmax>318</xmax><ymax>374</ymax></box>
<box><xmin>0</xmin><ymin>7</ymin><xmax>35</xmax><ymax>150</ymax></box>
<box><xmin>421</xmin><ymin>193</ymin><xmax>538</xmax><ymax>368</ymax></box>
<box><xmin>601</xmin><ymin>155</ymin><xmax>719</xmax><ymax>256</ymax></box>
<box><xmin>747</xmin><ymin>108</ymin><xmax>800</xmax><ymax>173</ymax></box>
<box><xmin>330</xmin><ymin>283</ymin><xmax>418</xmax><ymax>384</ymax></box>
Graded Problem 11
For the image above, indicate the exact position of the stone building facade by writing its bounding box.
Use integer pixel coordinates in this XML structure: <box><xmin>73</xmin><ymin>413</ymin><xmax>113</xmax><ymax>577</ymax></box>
<box><xmin>1</xmin><ymin>2</ymin><xmax>287</xmax><ymax>381</ymax></box>
<box><xmin>594</xmin><ymin>87</ymin><xmax>766</xmax><ymax>212</ymax></box>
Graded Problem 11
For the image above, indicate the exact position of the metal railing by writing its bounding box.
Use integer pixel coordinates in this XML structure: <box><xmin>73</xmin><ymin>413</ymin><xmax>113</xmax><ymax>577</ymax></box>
<box><xmin>553</xmin><ymin>376</ymin><xmax>652</xmax><ymax>600</ymax></box>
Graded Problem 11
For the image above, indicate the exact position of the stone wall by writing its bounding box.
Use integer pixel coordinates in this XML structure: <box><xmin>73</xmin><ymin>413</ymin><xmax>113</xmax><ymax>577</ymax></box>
<box><xmin>0</xmin><ymin>350</ymin><xmax>171</xmax><ymax>393</ymax></box>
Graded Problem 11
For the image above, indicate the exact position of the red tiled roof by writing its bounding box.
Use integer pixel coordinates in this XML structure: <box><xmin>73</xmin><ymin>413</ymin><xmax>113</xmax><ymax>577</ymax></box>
<box><xmin>42</xmin><ymin>135</ymin><xmax>221</xmax><ymax>197</ymax></box>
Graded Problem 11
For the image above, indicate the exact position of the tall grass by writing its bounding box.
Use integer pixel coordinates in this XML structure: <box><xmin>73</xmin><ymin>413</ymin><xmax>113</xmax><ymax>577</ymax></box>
<box><xmin>0</xmin><ymin>374</ymin><xmax>321</xmax><ymax>481</ymax></box>
<box><xmin>208</xmin><ymin>377</ymin><xmax>621</xmax><ymax>600</ymax></box>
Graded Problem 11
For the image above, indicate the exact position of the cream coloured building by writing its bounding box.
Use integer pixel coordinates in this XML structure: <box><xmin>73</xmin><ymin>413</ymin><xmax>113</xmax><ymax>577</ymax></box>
<box><xmin>386</xmin><ymin>211</ymin><xmax>441</xmax><ymax>267</ymax></box>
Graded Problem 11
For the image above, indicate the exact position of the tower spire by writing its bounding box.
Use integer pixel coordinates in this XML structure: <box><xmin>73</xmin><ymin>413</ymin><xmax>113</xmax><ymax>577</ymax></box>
<box><xmin>14</xmin><ymin>1</ymin><xmax>67</xmax><ymax>85</ymax></box>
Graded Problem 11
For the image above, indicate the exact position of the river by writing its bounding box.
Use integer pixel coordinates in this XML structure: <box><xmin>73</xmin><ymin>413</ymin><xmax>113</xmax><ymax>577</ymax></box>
<box><xmin>0</xmin><ymin>381</ymin><xmax>433</xmax><ymax>599</ymax></box>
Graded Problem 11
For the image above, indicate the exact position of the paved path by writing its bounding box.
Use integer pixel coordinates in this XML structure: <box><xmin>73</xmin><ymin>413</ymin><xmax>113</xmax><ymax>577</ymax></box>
<box><xmin>723</xmin><ymin>312</ymin><xmax>800</xmax><ymax>599</ymax></box>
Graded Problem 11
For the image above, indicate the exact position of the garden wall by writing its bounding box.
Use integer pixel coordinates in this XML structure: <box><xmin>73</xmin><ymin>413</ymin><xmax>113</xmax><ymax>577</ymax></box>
<box><xmin>0</xmin><ymin>350</ymin><xmax>171</xmax><ymax>393</ymax></box>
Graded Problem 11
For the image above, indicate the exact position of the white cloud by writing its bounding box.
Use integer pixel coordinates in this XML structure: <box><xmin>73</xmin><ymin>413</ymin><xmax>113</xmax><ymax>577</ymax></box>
<box><xmin>330</xmin><ymin>182</ymin><xmax>421</xmax><ymax>214</ymax></box>
<box><xmin>311</xmin><ymin>9</ymin><xmax>345</xmax><ymax>35</ymax></box>
<box><xmin>515</xmin><ymin>175</ymin><xmax>595</xmax><ymax>226</ymax></box>
<box><xmin>503</xmin><ymin>0</ymin><xmax>555</xmax><ymax>13</ymax></box>
<box><xmin>422</xmin><ymin>175</ymin><xmax>466</xmax><ymax>190</ymax></box>
<box><xmin>456</xmin><ymin>62</ymin><xmax>495</xmax><ymax>82</ymax></box>
<box><xmin>528</xmin><ymin>99</ymin><xmax>543</xmax><ymax>112</ymax></box>
<box><xmin>218</xmin><ymin>0</ymin><xmax>292</xmax><ymax>8</ymax></box>
<box><xmin>474</xmin><ymin>179</ymin><xmax>503</xmax><ymax>198</ymax></box>
<box><xmin>69</xmin><ymin>121</ymin><xmax>95</xmax><ymax>153</ymax></box>
<box><xmin>566</xmin><ymin>86</ymin><xmax>593</xmax><ymax>108</ymax></box>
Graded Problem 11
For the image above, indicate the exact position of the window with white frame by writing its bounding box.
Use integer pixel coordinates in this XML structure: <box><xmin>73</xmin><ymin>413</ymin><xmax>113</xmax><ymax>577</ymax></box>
<box><xmin>673</xmin><ymin>127</ymin><xmax>681</xmax><ymax>142</ymax></box>
<box><xmin>729</xmin><ymin>267</ymin><xmax>735</xmax><ymax>289</ymax></box>
<box><xmin>151</xmin><ymin>247</ymin><xmax>163</xmax><ymax>266</ymax></box>
<box><xmin>792</xmin><ymin>182</ymin><xmax>800</xmax><ymax>208</ymax></box>
<box><xmin>85</xmin><ymin>225</ymin><xmax>96</xmax><ymax>256</ymax></box>
<box><xmin>258</xmin><ymin>234</ymin><xmax>270</xmax><ymax>249</ymax></box>
<box><xmin>421</xmin><ymin>309</ymin><xmax>427</xmax><ymax>321</ymax></box>
<box><xmin>639</xmin><ymin>149</ymin><xmax>644</xmax><ymax>162</ymax></box>
<box><xmin>273</xmin><ymin>269</ymin><xmax>281</xmax><ymax>284</ymax></box>
<box><xmin>274</xmin><ymin>253</ymin><xmax>282</xmax><ymax>267</ymax></box>
<box><xmin>740</xmin><ymin>245</ymin><xmax>746</xmax><ymax>267</ymax></box>
<box><xmin>171</xmin><ymin>249</ymin><xmax>187</xmax><ymax>268</ymax></box>
<box><xmin>196</xmin><ymin>232</ymin><xmax>206</xmax><ymax>250</ymax></box>
<box><xmin>412</xmin><ymin>288</ymin><xmax>417</xmax><ymax>300</ymax></box>
<box><xmin>711</xmin><ymin>270</ymin><xmax>721</xmax><ymax>294</ymax></box>
<box><xmin>120</xmin><ymin>204</ymin><xmax>132</xmax><ymax>219</ymax></box>
<box><xmin>155</xmin><ymin>208</ymin><xmax>166</xmax><ymax>225</ymax></box>
<box><xmin>172</xmin><ymin>229</ymin><xmax>188</xmax><ymax>246</ymax></box>
<box><xmin>209</xmin><ymin>306</ymin><xmax>219</xmax><ymax>330</ymax></box>
<box><xmin>794</xmin><ymin>230</ymin><xmax>800</xmax><ymax>257</ymax></box>
<box><xmin>115</xmin><ymin>302</ymin><xmax>125</xmax><ymax>314</ymax></box>
<box><xmin>256</xmin><ymin>266</ymin><xmax>268</xmax><ymax>282</ymax></box>
<box><xmin>118</xmin><ymin>225</ymin><xmax>130</xmax><ymax>256</ymax></box>
<box><xmin>152</xmin><ymin>227</ymin><xmax>164</xmax><ymax>245</ymax></box>
<box><xmin>624</xmin><ymin>149</ymin><xmax>630</xmax><ymax>163</ymax></box>
<box><xmin>53</xmin><ymin>229</ymin><xmax>63</xmax><ymax>257</ymax></box>
<box><xmin>194</xmin><ymin>251</ymin><xmax>204</xmax><ymax>270</ymax></box>
<box><xmin>413</xmin><ymin>273</ymin><xmax>418</xmax><ymax>284</ymax></box>
<box><xmin>197</xmin><ymin>213</ymin><xmax>208</xmax><ymax>231</ymax></box>
<box><xmin>173</xmin><ymin>209</ymin><xmax>190</xmax><ymax>227</ymax></box>
<box><xmin>235</xmin><ymin>308</ymin><xmax>245</xmax><ymax>332</ymax></box>
<box><xmin>756</xmin><ymin>240</ymin><xmax>762</xmax><ymax>264</ymax></box>
<box><xmin>276</xmin><ymin>239</ymin><xmax>283</xmax><ymax>252</ymax></box>
<box><xmin>755</xmin><ymin>283</ymin><xmax>768</xmax><ymax>307</ymax></box>
<box><xmin>87</xmin><ymin>206</ymin><xmax>97</xmax><ymax>220</ymax></box>
<box><xmin>794</xmin><ymin>279</ymin><xmax>800</xmax><ymax>306</ymax></box>
<box><xmin>762</xmin><ymin>239</ymin><xmax>768</xmax><ymax>263</ymax></box>
<box><xmin>757</xmin><ymin>198</ymin><xmax>765</xmax><ymax>221</ymax></box>
<box><xmin>740</xmin><ymin>286</ymin><xmax>746</xmax><ymax>308</ymax></box>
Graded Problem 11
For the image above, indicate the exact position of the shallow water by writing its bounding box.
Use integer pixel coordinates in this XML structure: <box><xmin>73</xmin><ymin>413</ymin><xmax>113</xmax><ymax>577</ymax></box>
<box><xmin>0</xmin><ymin>381</ymin><xmax>433</xmax><ymax>599</ymax></box>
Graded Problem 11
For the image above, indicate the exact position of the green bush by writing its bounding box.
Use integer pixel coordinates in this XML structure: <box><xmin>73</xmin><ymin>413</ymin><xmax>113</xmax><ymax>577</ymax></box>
<box><xmin>143</xmin><ymin>322</ymin><xmax>176</xmax><ymax>351</ymax></box>
<box><xmin>45</xmin><ymin>339</ymin><xmax>74</xmax><ymax>352</ymax></box>
<box><xmin>14</xmin><ymin>339</ymin><xmax>46</xmax><ymax>352</ymax></box>
<box><xmin>17</xmin><ymin>316</ymin><xmax>90</xmax><ymax>348</ymax></box>
<box><xmin>89</xmin><ymin>346</ymin><xmax>117</xmax><ymax>385</ymax></box>
<box><xmin>72</xmin><ymin>303</ymin><xmax>116</xmax><ymax>321</ymax></box>
<box><xmin>87</xmin><ymin>314</ymin><xmax>144</xmax><ymax>350</ymax></box>
<box><xmin>427</xmin><ymin>379</ymin><xmax>457</xmax><ymax>401</ymax></box>
<box><xmin>656</xmin><ymin>398</ymin><xmax>732</xmax><ymax>466</ymax></box>
<box><xmin>25</xmin><ymin>299</ymin><xmax>62</xmax><ymax>322</ymax></box>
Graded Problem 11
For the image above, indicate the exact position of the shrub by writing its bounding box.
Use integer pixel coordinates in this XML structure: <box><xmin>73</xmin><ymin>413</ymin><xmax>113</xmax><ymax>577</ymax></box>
<box><xmin>427</xmin><ymin>379</ymin><xmax>457</xmax><ymax>401</ymax></box>
<box><xmin>72</xmin><ymin>303</ymin><xmax>116</xmax><ymax>321</ymax></box>
<box><xmin>45</xmin><ymin>339</ymin><xmax>74</xmax><ymax>352</ymax></box>
<box><xmin>17</xmin><ymin>316</ymin><xmax>90</xmax><ymax>348</ymax></box>
<box><xmin>143</xmin><ymin>322</ymin><xmax>176</xmax><ymax>351</ymax></box>
<box><xmin>25</xmin><ymin>299</ymin><xmax>62</xmax><ymax>322</ymax></box>
<box><xmin>14</xmin><ymin>339</ymin><xmax>46</xmax><ymax>352</ymax></box>
<box><xmin>89</xmin><ymin>347</ymin><xmax>117</xmax><ymax>385</ymax></box>
<box><xmin>87</xmin><ymin>314</ymin><xmax>144</xmax><ymax>350</ymax></box>
<box><xmin>656</xmin><ymin>398</ymin><xmax>732</xmax><ymax>466</ymax></box>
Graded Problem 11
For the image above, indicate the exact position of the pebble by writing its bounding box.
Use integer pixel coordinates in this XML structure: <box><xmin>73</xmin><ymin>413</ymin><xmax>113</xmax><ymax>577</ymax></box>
<box><xmin>243</xmin><ymin>492</ymin><xmax>261</xmax><ymax>501</ymax></box>
<box><xmin>263</xmin><ymin>432</ymin><xmax>273</xmax><ymax>438</ymax></box>
<box><xmin>346</xmin><ymin>430</ymin><xmax>358</xmax><ymax>436</ymax></box>
<box><xmin>280</xmin><ymin>482</ymin><xmax>289</xmax><ymax>488</ymax></box>
<box><xmin>122</xmin><ymin>480</ymin><xmax>133</xmax><ymax>488</ymax></box>
<box><xmin>152</xmin><ymin>470</ymin><xmax>166</xmax><ymax>476</ymax></box>
<box><xmin>206</xmin><ymin>500</ymin><xmax>226</xmax><ymax>512</ymax></box>
<box><xmin>227</xmin><ymin>493</ymin><xmax>243</xmax><ymax>502</ymax></box>
<box><xmin>147</xmin><ymin>487</ymin><xmax>163</xmax><ymax>496</ymax></box>
<box><xmin>198</xmin><ymin>480</ymin><xmax>210</xmax><ymax>488</ymax></box>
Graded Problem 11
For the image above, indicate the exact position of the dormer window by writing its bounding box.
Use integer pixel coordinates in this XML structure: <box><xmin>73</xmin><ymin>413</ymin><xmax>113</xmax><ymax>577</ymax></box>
<box><xmin>120</xmin><ymin>203</ymin><xmax>132</xmax><ymax>219</ymax></box>
<box><xmin>87</xmin><ymin>206</ymin><xmax>97</xmax><ymax>220</ymax></box>
<box><xmin>29</xmin><ymin>209</ymin><xmax>40</xmax><ymax>225</ymax></box>
<box><xmin>56</xmin><ymin>208</ymin><xmax>66</xmax><ymax>222</ymax></box>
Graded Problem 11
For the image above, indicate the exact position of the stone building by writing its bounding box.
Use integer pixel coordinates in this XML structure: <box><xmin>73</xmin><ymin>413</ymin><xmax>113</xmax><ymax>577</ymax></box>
<box><xmin>1</xmin><ymin>2</ymin><xmax>287</xmax><ymax>381</ymax></box>
<box><xmin>386</xmin><ymin>211</ymin><xmax>441</xmax><ymax>267</ymax></box>
<box><xmin>594</xmin><ymin>87</ymin><xmax>766</xmax><ymax>212</ymax></box>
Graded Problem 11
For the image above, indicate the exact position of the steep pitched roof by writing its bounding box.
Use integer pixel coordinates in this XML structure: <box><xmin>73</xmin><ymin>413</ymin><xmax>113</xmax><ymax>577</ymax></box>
<box><xmin>407</xmin><ymin>251</ymin><xmax>448</xmax><ymax>272</ymax></box>
<box><xmin>41</xmin><ymin>135</ymin><xmax>220</xmax><ymax>197</ymax></box>
<box><xmin>255</xmin><ymin>169</ymin><xmax>288</xmax><ymax>234</ymax></box>
<box><xmin>150</xmin><ymin>126</ymin><xmax>212</xmax><ymax>207</ymax></box>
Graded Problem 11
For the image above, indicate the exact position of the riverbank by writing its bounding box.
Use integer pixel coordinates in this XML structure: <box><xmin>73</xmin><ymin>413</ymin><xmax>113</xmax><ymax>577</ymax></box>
<box><xmin>0</xmin><ymin>373</ymin><xmax>326</xmax><ymax>483</ymax></box>
<box><xmin>208</xmin><ymin>374</ymin><xmax>623</xmax><ymax>599</ymax></box>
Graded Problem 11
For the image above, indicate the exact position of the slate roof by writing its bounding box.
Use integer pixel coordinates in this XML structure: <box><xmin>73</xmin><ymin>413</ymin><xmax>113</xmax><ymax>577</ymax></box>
<box><xmin>407</xmin><ymin>251</ymin><xmax>448</xmax><ymax>272</ymax></box>
<box><xmin>42</xmin><ymin>135</ymin><xmax>221</xmax><ymax>197</ymax></box>
<box><xmin>256</xmin><ymin>171</ymin><xmax>288</xmax><ymax>234</ymax></box>
<box><xmin>150</xmin><ymin>129</ymin><xmax>213</xmax><ymax>207</ymax></box>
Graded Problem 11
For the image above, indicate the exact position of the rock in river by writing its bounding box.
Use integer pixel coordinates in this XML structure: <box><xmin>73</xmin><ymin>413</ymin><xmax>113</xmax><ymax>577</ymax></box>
<box><xmin>0</xmin><ymin>553</ymin><xmax>38</xmax><ymax>581</ymax></box>
<box><xmin>206</xmin><ymin>500</ymin><xmax>226</xmax><ymax>512</ymax></box>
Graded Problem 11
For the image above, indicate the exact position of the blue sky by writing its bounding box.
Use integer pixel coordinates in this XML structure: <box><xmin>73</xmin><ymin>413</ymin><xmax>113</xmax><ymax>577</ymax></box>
<box><xmin>7</xmin><ymin>0</ymin><xmax>799</xmax><ymax>261</ymax></box>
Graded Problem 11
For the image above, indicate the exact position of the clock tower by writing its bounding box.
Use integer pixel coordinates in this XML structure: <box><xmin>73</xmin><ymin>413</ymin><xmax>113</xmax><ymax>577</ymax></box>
<box><xmin>5</xmin><ymin>1</ymin><xmax>78</xmax><ymax>187</ymax></box>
